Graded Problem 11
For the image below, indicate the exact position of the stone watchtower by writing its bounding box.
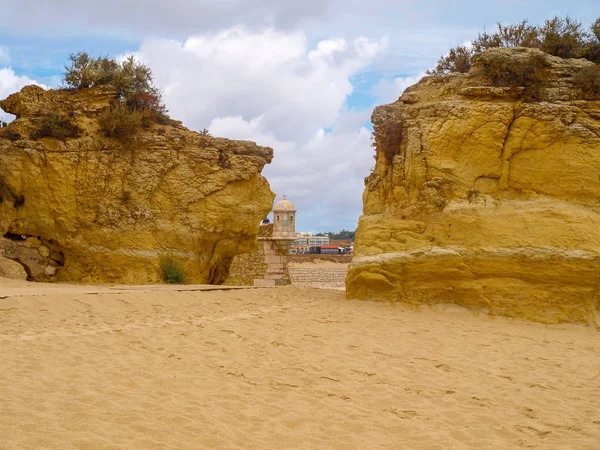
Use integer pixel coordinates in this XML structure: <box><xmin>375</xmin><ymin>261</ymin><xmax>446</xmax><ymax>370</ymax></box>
<box><xmin>273</xmin><ymin>195</ymin><xmax>296</xmax><ymax>237</ymax></box>
<box><xmin>223</xmin><ymin>195</ymin><xmax>297</xmax><ymax>287</ymax></box>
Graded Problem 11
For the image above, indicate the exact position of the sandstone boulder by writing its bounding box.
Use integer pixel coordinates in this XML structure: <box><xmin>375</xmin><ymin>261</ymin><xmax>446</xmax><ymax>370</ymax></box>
<box><xmin>347</xmin><ymin>48</ymin><xmax>600</xmax><ymax>325</ymax></box>
<box><xmin>0</xmin><ymin>255</ymin><xmax>27</xmax><ymax>280</ymax></box>
<box><xmin>0</xmin><ymin>85</ymin><xmax>275</xmax><ymax>284</ymax></box>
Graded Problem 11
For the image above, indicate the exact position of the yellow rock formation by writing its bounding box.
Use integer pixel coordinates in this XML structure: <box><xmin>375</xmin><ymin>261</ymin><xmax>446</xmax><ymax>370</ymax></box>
<box><xmin>347</xmin><ymin>48</ymin><xmax>600</xmax><ymax>325</ymax></box>
<box><xmin>0</xmin><ymin>85</ymin><xmax>275</xmax><ymax>284</ymax></box>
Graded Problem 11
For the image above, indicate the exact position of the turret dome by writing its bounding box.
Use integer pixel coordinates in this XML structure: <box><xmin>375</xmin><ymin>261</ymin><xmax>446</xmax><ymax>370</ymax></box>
<box><xmin>273</xmin><ymin>195</ymin><xmax>295</xmax><ymax>211</ymax></box>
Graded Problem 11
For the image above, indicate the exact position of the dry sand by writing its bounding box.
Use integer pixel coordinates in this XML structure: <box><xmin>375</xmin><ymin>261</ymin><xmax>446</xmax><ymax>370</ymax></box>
<box><xmin>1</xmin><ymin>278</ymin><xmax>599</xmax><ymax>449</ymax></box>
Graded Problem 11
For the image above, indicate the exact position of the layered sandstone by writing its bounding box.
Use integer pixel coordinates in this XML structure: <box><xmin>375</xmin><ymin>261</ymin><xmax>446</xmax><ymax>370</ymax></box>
<box><xmin>0</xmin><ymin>85</ymin><xmax>275</xmax><ymax>284</ymax></box>
<box><xmin>347</xmin><ymin>48</ymin><xmax>600</xmax><ymax>325</ymax></box>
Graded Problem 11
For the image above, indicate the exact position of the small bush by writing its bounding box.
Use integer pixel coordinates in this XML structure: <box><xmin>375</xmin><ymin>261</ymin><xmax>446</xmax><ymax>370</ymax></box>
<box><xmin>98</xmin><ymin>103</ymin><xmax>142</xmax><ymax>139</ymax></box>
<box><xmin>539</xmin><ymin>16</ymin><xmax>589</xmax><ymax>59</ymax></box>
<box><xmin>480</xmin><ymin>52</ymin><xmax>546</xmax><ymax>100</ymax></box>
<box><xmin>63</xmin><ymin>53</ymin><xmax>170</xmax><ymax>125</ymax></box>
<box><xmin>159</xmin><ymin>257</ymin><xmax>186</xmax><ymax>284</ymax></box>
<box><xmin>573</xmin><ymin>65</ymin><xmax>600</xmax><ymax>99</ymax></box>
<box><xmin>30</xmin><ymin>113</ymin><xmax>80</xmax><ymax>140</ymax></box>
<box><xmin>125</xmin><ymin>92</ymin><xmax>170</xmax><ymax>126</ymax></box>
<box><xmin>428</xmin><ymin>46</ymin><xmax>473</xmax><ymax>76</ymax></box>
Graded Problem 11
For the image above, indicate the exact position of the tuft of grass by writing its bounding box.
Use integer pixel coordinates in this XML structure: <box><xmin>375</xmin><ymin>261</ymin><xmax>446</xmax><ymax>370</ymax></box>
<box><xmin>159</xmin><ymin>256</ymin><xmax>187</xmax><ymax>284</ymax></box>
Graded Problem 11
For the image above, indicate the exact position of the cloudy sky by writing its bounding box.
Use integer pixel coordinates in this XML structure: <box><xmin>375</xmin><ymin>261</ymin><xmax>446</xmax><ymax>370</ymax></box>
<box><xmin>0</xmin><ymin>1</ymin><xmax>597</xmax><ymax>232</ymax></box>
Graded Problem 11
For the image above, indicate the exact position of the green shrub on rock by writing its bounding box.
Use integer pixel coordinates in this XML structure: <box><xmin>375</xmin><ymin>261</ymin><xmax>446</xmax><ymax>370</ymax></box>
<box><xmin>98</xmin><ymin>104</ymin><xmax>142</xmax><ymax>139</ymax></box>
<box><xmin>428</xmin><ymin>15</ymin><xmax>600</xmax><ymax>77</ymax></box>
<box><xmin>479</xmin><ymin>51</ymin><xmax>547</xmax><ymax>101</ymax></box>
<box><xmin>63</xmin><ymin>52</ymin><xmax>170</xmax><ymax>128</ymax></box>
<box><xmin>30</xmin><ymin>112</ymin><xmax>80</xmax><ymax>140</ymax></box>
<box><xmin>573</xmin><ymin>65</ymin><xmax>600</xmax><ymax>100</ymax></box>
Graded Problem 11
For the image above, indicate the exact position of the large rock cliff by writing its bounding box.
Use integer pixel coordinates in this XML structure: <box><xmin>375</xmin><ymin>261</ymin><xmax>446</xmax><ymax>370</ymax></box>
<box><xmin>346</xmin><ymin>48</ymin><xmax>600</xmax><ymax>325</ymax></box>
<box><xmin>0</xmin><ymin>85</ymin><xmax>275</xmax><ymax>284</ymax></box>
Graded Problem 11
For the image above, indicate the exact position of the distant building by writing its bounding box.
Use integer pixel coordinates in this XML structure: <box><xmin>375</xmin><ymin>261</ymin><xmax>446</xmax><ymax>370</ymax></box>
<box><xmin>294</xmin><ymin>234</ymin><xmax>329</xmax><ymax>247</ymax></box>
<box><xmin>309</xmin><ymin>236</ymin><xmax>329</xmax><ymax>247</ymax></box>
<box><xmin>320</xmin><ymin>245</ymin><xmax>340</xmax><ymax>254</ymax></box>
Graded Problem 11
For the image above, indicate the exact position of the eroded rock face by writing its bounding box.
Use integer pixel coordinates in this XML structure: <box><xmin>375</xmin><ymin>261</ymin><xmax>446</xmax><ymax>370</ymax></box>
<box><xmin>0</xmin><ymin>85</ymin><xmax>275</xmax><ymax>284</ymax></box>
<box><xmin>347</xmin><ymin>48</ymin><xmax>600</xmax><ymax>325</ymax></box>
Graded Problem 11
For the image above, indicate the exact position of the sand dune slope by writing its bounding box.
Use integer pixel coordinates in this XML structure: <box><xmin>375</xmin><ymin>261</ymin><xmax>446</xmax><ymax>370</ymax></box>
<box><xmin>1</xmin><ymin>281</ymin><xmax>599</xmax><ymax>449</ymax></box>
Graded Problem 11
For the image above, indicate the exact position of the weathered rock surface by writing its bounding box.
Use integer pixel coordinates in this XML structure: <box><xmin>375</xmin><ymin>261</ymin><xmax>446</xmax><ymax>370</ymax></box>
<box><xmin>347</xmin><ymin>48</ymin><xmax>600</xmax><ymax>325</ymax></box>
<box><xmin>0</xmin><ymin>255</ymin><xmax>27</xmax><ymax>280</ymax></box>
<box><xmin>0</xmin><ymin>85</ymin><xmax>275</xmax><ymax>284</ymax></box>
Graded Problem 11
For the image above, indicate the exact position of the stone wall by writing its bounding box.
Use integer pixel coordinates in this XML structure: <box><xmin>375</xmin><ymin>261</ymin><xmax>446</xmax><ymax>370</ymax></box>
<box><xmin>289</xmin><ymin>266</ymin><xmax>348</xmax><ymax>290</ymax></box>
<box><xmin>224</xmin><ymin>223</ymin><xmax>294</xmax><ymax>287</ymax></box>
<box><xmin>287</xmin><ymin>254</ymin><xmax>353</xmax><ymax>264</ymax></box>
<box><xmin>259</xmin><ymin>239</ymin><xmax>293</xmax><ymax>286</ymax></box>
<box><xmin>223</xmin><ymin>240</ymin><xmax>268</xmax><ymax>286</ymax></box>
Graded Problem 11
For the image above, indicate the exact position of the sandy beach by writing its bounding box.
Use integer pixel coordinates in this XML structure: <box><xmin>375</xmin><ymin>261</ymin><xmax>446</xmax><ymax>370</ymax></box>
<box><xmin>1</xmin><ymin>278</ymin><xmax>599</xmax><ymax>449</ymax></box>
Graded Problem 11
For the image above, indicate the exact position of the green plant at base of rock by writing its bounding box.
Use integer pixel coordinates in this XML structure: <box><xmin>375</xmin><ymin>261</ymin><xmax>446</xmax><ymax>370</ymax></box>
<box><xmin>159</xmin><ymin>256</ymin><xmax>187</xmax><ymax>284</ymax></box>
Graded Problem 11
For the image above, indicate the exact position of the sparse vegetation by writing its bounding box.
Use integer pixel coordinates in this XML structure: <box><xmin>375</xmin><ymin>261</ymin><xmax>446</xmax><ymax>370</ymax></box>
<box><xmin>428</xmin><ymin>16</ymin><xmax>600</xmax><ymax>77</ymax></box>
<box><xmin>573</xmin><ymin>65</ymin><xmax>600</xmax><ymax>99</ymax></box>
<box><xmin>478</xmin><ymin>51</ymin><xmax>547</xmax><ymax>100</ymax></box>
<box><xmin>30</xmin><ymin>112</ymin><xmax>80</xmax><ymax>140</ymax></box>
<box><xmin>98</xmin><ymin>103</ymin><xmax>142</xmax><ymax>139</ymax></box>
<box><xmin>63</xmin><ymin>52</ymin><xmax>171</xmax><ymax>134</ymax></box>
<box><xmin>159</xmin><ymin>256</ymin><xmax>187</xmax><ymax>284</ymax></box>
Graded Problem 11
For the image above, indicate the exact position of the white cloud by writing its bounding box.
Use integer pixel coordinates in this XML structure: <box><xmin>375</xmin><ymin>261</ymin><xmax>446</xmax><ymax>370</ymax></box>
<box><xmin>210</xmin><ymin>110</ymin><xmax>374</xmax><ymax>232</ymax></box>
<box><xmin>0</xmin><ymin>0</ymin><xmax>327</xmax><ymax>37</ymax></box>
<box><xmin>131</xmin><ymin>27</ymin><xmax>386</xmax><ymax>231</ymax></box>
<box><xmin>134</xmin><ymin>28</ymin><xmax>387</xmax><ymax>143</ymax></box>
<box><xmin>0</xmin><ymin>68</ymin><xmax>47</xmax><ymax>123</ymax></box>
<box><xmin>371</xmin><ymin>72</ymin><xmax>427</xmax><ymax>105</ymax></box>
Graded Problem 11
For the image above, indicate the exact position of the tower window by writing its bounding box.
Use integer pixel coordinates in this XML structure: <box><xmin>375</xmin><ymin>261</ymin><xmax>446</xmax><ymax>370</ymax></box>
<box><xmin>277</xmin><ymin>215</ymin><xmax>280</xmax><ymax>221</ymax></box>
<box><xmin>290</xmin><ymin>216</ymin><xmax>293</xmax><ymax>222</ymax></box>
